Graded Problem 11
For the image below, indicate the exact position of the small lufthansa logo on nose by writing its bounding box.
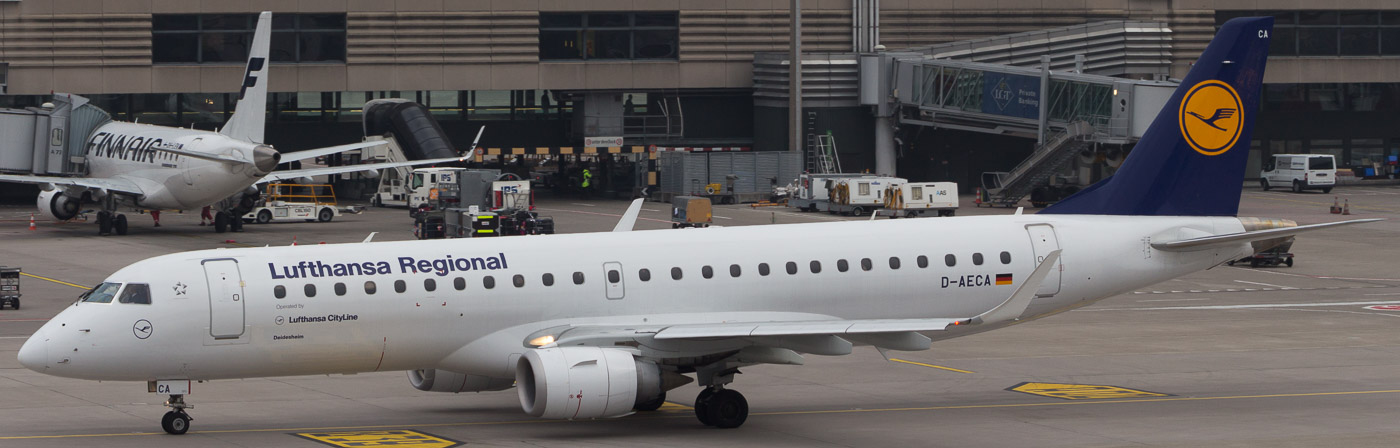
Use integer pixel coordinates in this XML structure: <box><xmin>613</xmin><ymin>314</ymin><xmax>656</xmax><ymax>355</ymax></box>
<box><xmin>1178</xmin><ymin>80</ymin><xmax>1244</xmax><ymax>156</ymax></box>
<box><xmin>133</xmin><ymin>319</ymin><xmax>153</xmax><ymax>340</ymax></box>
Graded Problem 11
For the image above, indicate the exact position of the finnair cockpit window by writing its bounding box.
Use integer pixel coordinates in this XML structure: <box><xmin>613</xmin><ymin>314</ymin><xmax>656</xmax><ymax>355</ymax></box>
<box><xmin>80</xmin><ymin>282</ymin><xmax>123</xmax><ymax>303</ymax></box>
<box><xmin>118</xmin><ymin>284</ymin><xmax>152</xmax><ymax>304</ymax></box>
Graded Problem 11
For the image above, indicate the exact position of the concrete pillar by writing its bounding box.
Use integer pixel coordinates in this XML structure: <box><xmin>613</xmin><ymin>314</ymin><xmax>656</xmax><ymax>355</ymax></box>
<box><xmin>875</xmin><ymin>115</ymin><xmax>896</xmax><ymax>176</ymax></box>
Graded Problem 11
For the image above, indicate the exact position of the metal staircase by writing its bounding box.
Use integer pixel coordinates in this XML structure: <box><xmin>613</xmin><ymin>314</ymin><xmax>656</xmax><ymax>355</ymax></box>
<box><xmin>803</xmin><ymin>112</ymin><xmax>844</xmax><ymax>174</ymax></box>
<box><xmin>985</xmin><ymin>121</ymin><xmax>1094</xmax><ymax>207</ymax></box>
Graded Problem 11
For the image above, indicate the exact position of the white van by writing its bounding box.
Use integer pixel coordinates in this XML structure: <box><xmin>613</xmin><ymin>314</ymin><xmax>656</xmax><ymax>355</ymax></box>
<box><xmin>1260</xmin><ymin>154</ymin><xmax>1335</xmax><ymax>193</ymax></box>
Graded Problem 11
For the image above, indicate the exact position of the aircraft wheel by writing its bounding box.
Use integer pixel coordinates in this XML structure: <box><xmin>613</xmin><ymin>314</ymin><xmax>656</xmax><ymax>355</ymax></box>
<box><xmin>694</xmin><ymin>388</ymin><xmax>717</xmax><ymax>426</ymax></box>
<box><xmin>11</xmin><ymin>299</ymin><xmax>17</xmax><ymax>309</ymax></box>
<box><xmin>97</xmin><ymin>211</ymin><xmax>112</xmax><ymax>236</ymax></box>
<box><xmin>1250</xmin><ymin>258</ymin><xmax>1261</xmax><ymax>268</ymax></box>
<box><xmin>256</xmin><ymin>210</ymin><xmax>272</xmax><ymax>224</ymax></box>
<box><xmin>318</xmin><ymin>208</ymin><xmax>334</xmax><ymax>222</ymax></box>
<box><xmin>705</xmin><ymin>389</ymin><xmax>749</xmax><ymax>429</ymax></box>
<box><xmin>161</xmin><ymin>411</ymin><xmax>190</xmax><ymax>435</ymax></box>
<box><xmin>1286</xmin><ymin>257</ymin><xmax>1294</xmax><ymax>267</ymax></box>
<box><xmin>214</xmin><ymin>212</ymin><xmax>229</xmax><ymax>233</ymax></box>
<box><xmin>230</xmin><ymin>216</ymin><xmax>244</xmax><ymax>232</ymax></box>
<box><xmin>114</xmin><ymin>214</ymin><xmax>128</xmax><ymax>235</ymax></box>
<box><xmin>635</xmin><ymin>391</ymin><xmax>666</xmax><ymax>412</ymax></box>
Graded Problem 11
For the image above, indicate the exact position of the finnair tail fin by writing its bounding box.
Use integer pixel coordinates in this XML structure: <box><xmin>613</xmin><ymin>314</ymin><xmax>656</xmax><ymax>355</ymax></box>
<box><xmin>220</xmin><ymin>11</ymin><xmax>272</xmax><ymax>144</ymax></box>
<box><xmin>1040</xmin><ymin>17</ymin><xmax>1273</xmax><ymax>216</ymax></box>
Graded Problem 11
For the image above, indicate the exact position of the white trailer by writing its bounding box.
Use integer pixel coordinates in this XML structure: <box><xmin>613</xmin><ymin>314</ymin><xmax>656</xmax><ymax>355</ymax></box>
<box><xmin>825</xmin><ymin>176</ymin><xmax>904</xmax><ymax>216</ymax></box>
<box><xmin>789</xmin><ymin>173</ymin><xmax>876</xmax><ymax>212</ymax></box>
<box><xmin>878</xmin><ymin>182</ymin><xmax>959</xmax><ymax>218</ymax></box>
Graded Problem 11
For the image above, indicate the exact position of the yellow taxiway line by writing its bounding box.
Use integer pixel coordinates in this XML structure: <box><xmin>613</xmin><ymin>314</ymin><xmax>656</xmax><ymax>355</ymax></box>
<box><xmin>8</xmin><ymin>388</ymin><xmax>1398</xmax><ymax>440</ymax></box>
<box><xmin>20</xmin><ymin>272</ymin><xmax>89</xmax><ymax>290</ymax></box>
<box><xmin>888</xmin><ymin>358</ymin><xmax>975</xmax><ymax>373</ymax></box>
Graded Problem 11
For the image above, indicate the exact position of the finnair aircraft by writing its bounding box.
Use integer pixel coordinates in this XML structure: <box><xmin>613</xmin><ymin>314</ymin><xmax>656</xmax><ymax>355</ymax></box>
<box><xmin>16</xmin><ymin>16</ymin><xmax>1377</xmax><ymax>435</ymax></box>
<box><xmin>0</xmin><ymin>12</ymin><xmax>467</xmax><ymax>236</ymax></box>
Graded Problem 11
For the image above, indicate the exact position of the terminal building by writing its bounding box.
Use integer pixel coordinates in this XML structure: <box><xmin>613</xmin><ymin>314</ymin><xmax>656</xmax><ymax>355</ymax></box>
<box><xmin>2</xmin><ymin>1</ymin><xmax>1399</xmax><ymax>198</ymax></box>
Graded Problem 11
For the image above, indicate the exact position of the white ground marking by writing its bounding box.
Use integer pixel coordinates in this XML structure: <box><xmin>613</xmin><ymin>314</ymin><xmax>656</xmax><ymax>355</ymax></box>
<box><xmin>569</xmin><ymin>203</ymin><xmax>596</xmax><ymax>207</ymax></box>
<box><xmin>1364</xmin><ymin>292</ymin><xmax>1400</xmax><ymax>296</ymax></box>
<box><xmin>1137</xmin><ymin>298</ymin><xmax>1212</xmax><ymax>303</ymax></box>
<box><xmin>1085</xmin><ymin>300</ymin><xmax>1400</xmax><ymax>311</ymax></box>
<box><xmin>1234</xmin><ymin>280</ymin><xmax>1295</xmax><ymax>289</ymax></box>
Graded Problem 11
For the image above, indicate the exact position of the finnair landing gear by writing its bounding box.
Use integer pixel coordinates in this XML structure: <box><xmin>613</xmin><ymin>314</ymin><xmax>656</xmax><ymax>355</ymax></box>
<box><xmin>96</xmin><ymin>211</ymin><xmax>129</xmax><ymax>236</ymax></box>
<box><xmin>693</xmin><ymin>367</ymin><xmax>748</xmax><ymax>428</ymax></box>
<box><xmin>161</xmin><ymin>395</ymin><xmax>192</xmax><ymax>435</ymax></box>
<box><xmin>212</xmin><ymin>211</ymin><xmax>244</xmax><ymax>233</ymax></box>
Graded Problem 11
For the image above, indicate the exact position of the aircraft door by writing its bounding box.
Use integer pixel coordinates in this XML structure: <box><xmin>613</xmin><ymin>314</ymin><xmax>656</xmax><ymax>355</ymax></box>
<box><xmin>603</xmin><ymin>262</ymin><xmax>625</xmax><ymax>300</ymax></box>
<box><xmin>1024</xmin><ymin>224</ymin><xmax>1062</xmax><ymax>296</ymax></box>
<box><xmin>203</xmin><ymin>258</ymin><xmax>246</xmax><ymax>339</ymax></box>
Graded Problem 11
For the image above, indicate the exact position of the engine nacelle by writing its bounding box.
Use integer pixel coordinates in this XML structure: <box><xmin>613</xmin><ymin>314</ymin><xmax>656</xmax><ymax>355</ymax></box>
<box><xmin>516</xmin><ymin>347</ymin><xmax>662</xmax><ymax>419</ymax></box>
<box><xmin>37</xmin><ymin>190</ymin><xmax>80</xmax><ymax>221</ymax></box>
<box><xmin>407</xmin><ymin>369</ymin><xmax>514</xmax><ymax>393</ymax></box>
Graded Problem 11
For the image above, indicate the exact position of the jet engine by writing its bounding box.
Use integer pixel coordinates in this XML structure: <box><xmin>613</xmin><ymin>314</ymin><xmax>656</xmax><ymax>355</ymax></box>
<box><xmin>407</xmin><ymin>369</ymin><xmax>514</xmax><ymax>393</ymax></box>
<box><xmin>515</xmin><ymin>347</ymin><xmax>664</xmax><ymax>419</ymax></box>
<box><xmin>37</xmin><ymin>190</ymin><xmax>80</xmax><ymax>221</ymax></box>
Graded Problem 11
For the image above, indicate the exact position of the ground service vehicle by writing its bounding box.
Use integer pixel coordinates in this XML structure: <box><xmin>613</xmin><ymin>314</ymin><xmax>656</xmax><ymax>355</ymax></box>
<box><xmin>671</xmin><ymin>196</ymin><xmax>712</xmax><ymax>228</ymax></box>
<box><xmin>790</xmin><ymin>173</ymin><xmax>875</xmax><ymax>212</ymax></box>
<box><xmin>1260</xmin><ymin>154</ymin><xmax>1336</xmax><ymax>193</ymax></box>
<box><xmin>826</xmin><ymin>176</ymin><xmax>904</xmax><ymax>216</ymax></box>
<box><xmin>242</xmin><ymin>184</ymin><xmax>344</xmax><ymax>224</ymax></box>
<box><xmin>880</xmin><ymin>182</ymin><xmax>958</xmax><ymax>218</ymax></box>
<box><xmin>0</xmin><ymin>266</ymin><xmax>19</xmax><ymax>310</ymax></box>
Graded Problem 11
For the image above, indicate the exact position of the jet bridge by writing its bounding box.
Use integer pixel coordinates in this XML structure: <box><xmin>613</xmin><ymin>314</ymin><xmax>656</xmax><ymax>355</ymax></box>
<box><xmin>0</xmin><ymin>94</ymin><xmax>111</xmax><ymax>176</ymax></box>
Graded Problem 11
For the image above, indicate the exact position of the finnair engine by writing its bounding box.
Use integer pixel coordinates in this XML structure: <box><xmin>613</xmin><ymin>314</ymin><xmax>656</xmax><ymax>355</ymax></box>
<box><xmin>515</xmin><ymin>347</ymin><xmax>663</xmax><ymax>419</ymax></box>
<box><xmin>407</xmin><ymin>369</ymin><xmax>514</xmax><ymax>393</ymax></box>
<box><xmin>37</xmin><ymin>190</ymin><xmax>80</xmax><ymax>221</ymax></box>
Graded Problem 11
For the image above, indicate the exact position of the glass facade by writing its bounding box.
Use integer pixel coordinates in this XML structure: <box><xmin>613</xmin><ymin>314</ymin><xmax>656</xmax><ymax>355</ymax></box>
<box><xmin>153</xmin><ymin>13</ymin><xmax>347</xmax><ymax>64</ymax></box>
<box><xmin>1216</xmin><ymin>11</ymin><xmax>1400</xmax><ymax>57</ymax></box>
<box><xmin>539</xmin><ymin>12</ymin><xmax>679</xmax><ymax>60</ymax></box>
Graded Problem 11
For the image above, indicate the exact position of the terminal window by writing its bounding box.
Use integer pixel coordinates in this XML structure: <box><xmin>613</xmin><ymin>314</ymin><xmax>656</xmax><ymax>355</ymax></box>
<box><xmin>539</xmin><ymin>12</ymin><xmax>678</xmax><ymax>60</ymax></box>
<box><xmin>1217</xmin><ymin>11</ymin><xmax>1400</xmax><ymax>57</ymax></box>
<box><xmin>153</xmin><ymin>13</ymin><xmax>347</xmax><ymax>64</ymax></box>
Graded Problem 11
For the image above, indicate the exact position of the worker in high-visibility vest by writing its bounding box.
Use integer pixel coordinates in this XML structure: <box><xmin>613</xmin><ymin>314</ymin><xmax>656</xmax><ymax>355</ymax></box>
<box><xmin>581</xmin><ymin>168</ymin><xmax>593</xmax><ymax>199</ymax></box>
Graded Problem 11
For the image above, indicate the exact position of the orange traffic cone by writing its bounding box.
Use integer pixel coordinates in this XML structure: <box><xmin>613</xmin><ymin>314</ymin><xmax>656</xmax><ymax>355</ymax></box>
<box><xmin>974</xmin><ymin>188</ymin><xmax>983</xmax><ymax>207</ymax></box>
<box><xmin>1343</xmin><ymin>199</ymin><xmax>1351</xmax><ymax>215</ymax></box>
<box><xmin>291</xmin><ymin>235</ymin><xmax>298</xmax><ymax>246</ymax></box>
<box><xmin>28</xmin><ymin>213</ymin><xmax>36</xmax><ymax>230</ymax></box>
<box><xmin>1330</xmin><ymin>197</ymin><xmax>1341</xmax><ymax>214</ymax></box>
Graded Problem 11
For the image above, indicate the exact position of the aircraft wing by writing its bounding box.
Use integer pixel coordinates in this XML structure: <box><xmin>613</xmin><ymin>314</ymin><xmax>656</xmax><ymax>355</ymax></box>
<box><xmin>0</xmin><ymin>173</ymin><xmax>143</xmax><ymax>196</ymax></box>
<box><xmin>1152</xmin><ymin>219</ymin><xmax>1383</xmax><ymax>252</ymax></box>
<box><xmin>278</xmin><ymin>140</ymin><xmax>388</xmax><ymax>164</ymax></box>
<box><xmin>258</xmin><ymin>155</ymin><xmax>466</xmax><ymax>184</ymax></box>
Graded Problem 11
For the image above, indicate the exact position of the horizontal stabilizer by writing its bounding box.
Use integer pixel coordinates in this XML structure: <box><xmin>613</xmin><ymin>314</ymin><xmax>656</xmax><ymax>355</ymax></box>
<box><xmin>1152</xmin><ymin>219</ymin><xmax>1382</xmax><ymax>252</ymax></box>
<box><xmin>258</xmin><ymin>155</ymin><xmax>466</xmax><ymax>184</ymax></box>
<box><xmin>280</xmin><ymin>141</ymin><xmax>388</xmax><ymax>163</ymax></box>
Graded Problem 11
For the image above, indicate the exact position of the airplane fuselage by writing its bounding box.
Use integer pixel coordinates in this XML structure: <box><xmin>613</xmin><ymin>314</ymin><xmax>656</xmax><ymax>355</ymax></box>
<box><xmin>81</xmin><ymin>122</ymin><xmax>265</xmax><ymax>210</ymax></box>
<box><xmin>21</xmin><ymin>214</ymin><xmax>1250</xmax><ymax>382</ymax></box>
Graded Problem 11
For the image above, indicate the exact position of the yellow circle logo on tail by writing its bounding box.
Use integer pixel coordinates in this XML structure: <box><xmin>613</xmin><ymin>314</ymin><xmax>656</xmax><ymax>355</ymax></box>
<box><xmin>1178</xmin><ymin>80</ymin><xmax>1243</xmax><ymax>156</ymax></box>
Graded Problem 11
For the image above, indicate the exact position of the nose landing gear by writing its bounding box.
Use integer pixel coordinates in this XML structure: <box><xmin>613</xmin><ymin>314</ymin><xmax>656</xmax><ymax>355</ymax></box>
<box><xmin>160</xmin><ymin>394</ymin><xmax>193</xmax><ymax>435</ymax></box>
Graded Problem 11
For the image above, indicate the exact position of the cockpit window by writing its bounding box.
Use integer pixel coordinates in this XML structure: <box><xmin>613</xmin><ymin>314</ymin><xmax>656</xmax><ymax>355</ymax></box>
<box><xmin>118</xmin><ymin>283</ymin><xmax>151</xmax><ymax>304</ymax></box>
<box><xmin>80</xmin><ymin>282</ymin><xmax>122</xmax><ymax>303</ymax></box>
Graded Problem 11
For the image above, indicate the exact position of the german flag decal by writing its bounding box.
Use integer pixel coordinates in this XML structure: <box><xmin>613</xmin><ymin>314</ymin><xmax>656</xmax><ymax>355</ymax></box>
<box><xmin>995</xmin><ymin>273</ymin><xmax>1013</xmax><ymax>285</ymax></box>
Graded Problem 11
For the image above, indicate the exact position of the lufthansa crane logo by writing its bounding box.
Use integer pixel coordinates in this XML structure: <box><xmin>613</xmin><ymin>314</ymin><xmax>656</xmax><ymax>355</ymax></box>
<box><xmin>1178</xmin><ymin>80</ymin><xmax>1243</xmax><ymax>156</ymax></box>
<box><xmin>133</xmin><ymin>319</ymin><xmax>153</xmax><ymax>340</ymax></box>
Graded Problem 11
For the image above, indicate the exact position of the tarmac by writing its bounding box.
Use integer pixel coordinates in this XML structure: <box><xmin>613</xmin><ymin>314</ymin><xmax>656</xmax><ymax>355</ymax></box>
<box><xmin>1</xmin><ymin>187</ymin><xmax>1398</xmax><ymax>447</ymax></box>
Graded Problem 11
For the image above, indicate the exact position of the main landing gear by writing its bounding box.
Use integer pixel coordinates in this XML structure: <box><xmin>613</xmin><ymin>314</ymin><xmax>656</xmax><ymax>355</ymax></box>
<box><xmin>692</xmin><ymin>366</ymin><xmax>749</xmax><ymax>428</ymax></box>
<box><xmin>96</xmin><ymin>210</ymin><xmax>128</xmax><ymax>236</ymax></box>
<box><xmin>212</xmin><ymin>211</ymin><xmax>244</xmax><ymax>233</ymax></box>
<box><xmin>161</xmin><ymin>394</ymin><xmax>193</xmax><ymax>435</ymax></box>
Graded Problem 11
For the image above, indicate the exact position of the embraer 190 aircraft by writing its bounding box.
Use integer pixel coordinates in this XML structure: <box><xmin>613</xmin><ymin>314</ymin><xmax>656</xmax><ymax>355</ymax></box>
<box><xmin>16</xmin><ymin>16</ymin><xmax>1379</xmax><ymax>435</ymax></box>
<box><xmin>0</xmin><ymin>12</ymin><xmax>469</xmax><ymax>236</ymax></box>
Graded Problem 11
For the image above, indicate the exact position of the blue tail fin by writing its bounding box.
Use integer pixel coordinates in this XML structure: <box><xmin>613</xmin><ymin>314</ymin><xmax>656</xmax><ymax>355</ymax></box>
<box><xmin>1040</xmin><ymin>17</ymin><xmax>1273</xmax><ymax>216</ymax></box>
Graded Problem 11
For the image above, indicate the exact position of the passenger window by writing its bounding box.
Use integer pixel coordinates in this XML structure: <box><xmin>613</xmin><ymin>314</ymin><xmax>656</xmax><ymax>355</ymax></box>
<box><xmin>889</xmin><ymin>257</ymin><xmax>901</xmax><ymax>270</ymax></box>
<box><xmin>759</xmin><ymin>263</ymin><xmax>771</xmax><ymax>276</ymax></box>
<box><xmin>118</xmin><ymin>283</ymin><xmax>151</xmax><ymax>304</ymax></box>
<box><xmin>917</xmin><ymin>255</ymin><xmax>929</xmax><ymax>268</ymax></box>
<box><xmin>364</xmin><ymin>281</ymin><xmax>377</xmax><ymax>294</ymax></box>
<box><xmin>454</xmin><ymin>277</ymin><xmax>466</xmax><ymax>290</ymax></box>
<box><xmin>573</xmin><ymin>272</ymin><xmax>585</xmax><ymax>285</ymax></box>
<box><xmin>861</xmin><ymin>258</ymin><xmax>873</xmax><ymax>271</ymax></box>
<box><xmin>542</xmin><ymin>273</ymin><xmax>555</xmax><ymax>286</ymax></box>
<box><xmin>394</xmin><ymin>280</ymin><xmax>407</xmax><ymax>293</ymax></box>
<box><xmin>304</xmin><ymin>284</ymin><xmax>316</xmax><ymax>297</ymax></box>
<box><xmin>786</xmin><ymin>262</ymin><xmax>798</xmax><ymax>275</ymax></box>
<box><xmin>702</xmin><ymin>266</ymin><xmax>714</xmax><ymax>279</ymax></box>
<box><xmin>671</xmin><ymin>267</ymin><xmax>683</xmax><ymax>280</ymax></box>
<box><xmin>513</xmin><ymin>274</ymin><xmax>525</xmax><ymax>288</ymax></box>
<box><xmin>1001</xmin><ymin>251</ymin><xmax>1012</xmax><ymax>264</ymax></box>
<box><xmin>608</xmin><ymin>270</ymin><xmax>621</xmax><ymax>283</ymax></box>
<box><xmin>334</xmin><ymin>283</ymin><xmax>347</xmax><ymax>296</ymax></box>
<box><xmin>973</xmin><ymin>253</ymin><xmax>984</xmax><ymax>265</ymax></box>
<box><xmin>274</xmin><ymin>285</ymin><xmax>286</xmax><ymax>299</ymax></box>
<box><xmin>639</xmin><ymin>269</ymin><xmax>651</xmax><ymax>281</ymax></box>
<box><xmin>424</xmin><ymin>279</ymin><xmax>437</xmax><ymax>292</ymax></box>
<box><xmin>945</xmin><ymin>254</ymin><xmax>956</xmax><ymax>266</ymax></box>
<box><xmin>483</xmin><ymin>276</ymin><xmax>496</xmax><ymax>289</ymax></box>
<box><xmin>730</xmin><ymin>264</ymin><xmax>741</xmax><ymax>277</ymax></box>
<box><xmin>810</xmin><ymin>260</ymin><xmax>822</xmax><ymax>273</ymax></box>
<box><xmin>837</xmin><ymin>259</ymin><xmax>849</xmax><ymax>272</ymax></box>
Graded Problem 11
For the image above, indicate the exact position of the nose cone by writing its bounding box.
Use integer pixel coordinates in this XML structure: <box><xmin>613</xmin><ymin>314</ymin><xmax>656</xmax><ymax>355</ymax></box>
<box><xmin>253</xmin><ymin>145</ymin><xmax>281</xmax><ymax>175</ymax></box>
<box><xmin>17</xmin><ymin>331</ymin><xmax>47</xmax><ymax>371</ymax></box>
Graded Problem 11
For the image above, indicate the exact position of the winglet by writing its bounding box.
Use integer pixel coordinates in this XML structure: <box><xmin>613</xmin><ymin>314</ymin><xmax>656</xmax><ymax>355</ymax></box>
<box><xmin>612</xmin><ymin>198</ymin><xmax>645</xmax><ymax>232</ymax></box>
<box><xmin>466</xmin><ymin>126</ymin><xmax>486</xmax><ymax>158</ymax></box>
<box><xmin>970</xmin><ymin>249</ymin><xmax>1061</xmax><ymax>325</ymax></box>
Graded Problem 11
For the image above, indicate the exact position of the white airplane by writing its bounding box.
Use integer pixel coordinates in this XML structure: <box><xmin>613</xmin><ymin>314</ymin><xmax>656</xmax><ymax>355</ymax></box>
<box><xmin>0</xmin><ymin>11</ymin><xmax>471</xmax><ymax>236</ymax></box>
<box><xmin>15</xmin><ymin>16</ymin><xmax>1377</xmax><ymax>435</ymax></box>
